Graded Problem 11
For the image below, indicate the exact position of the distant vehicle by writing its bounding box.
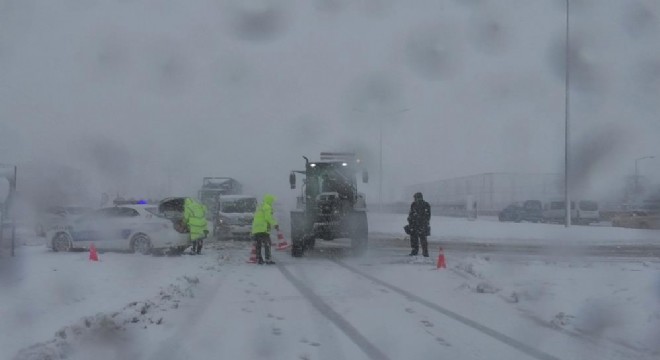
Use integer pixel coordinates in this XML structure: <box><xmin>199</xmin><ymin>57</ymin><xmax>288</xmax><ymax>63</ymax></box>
<box><xmin>46</xmin><ymin>204</ymin><xmax>189</xmax><ymax>255</ymax></box>
<box><xmin>498</xmin><ymin>200</ymin><xmax>543</xmax><ymax>223</ymax></box>
<box><xmin>611</xmin><ymin>211</ymin><xmax>660</xmax><ymax>229</ymax></box>
<box><xmin>543</xmin><ymin>200</ymin><xmax>573</xmax><ymax>223</ymax></box>
<box><xmin>213</xmin><ymin>195</ymin><xmax>257</xmax><ymax>240</ymax></box>
<box><xmin>197</xmin><ymin>177</ymin><xmax>243</xmax><ymax>219</ymax></box>
<box><xmin>575</xmin><ymin>200</ymin><xmax>600</xmax><ymax>224</ymax></box>
<box><xmin>36</xmin><ymin>206</ymin><xmax>93</xmax><ymax>236</ymax></box>
<box><xmin>542</xmin><ymin>199</ymin><xmax>600</xmax><ymax>225</ymax></box>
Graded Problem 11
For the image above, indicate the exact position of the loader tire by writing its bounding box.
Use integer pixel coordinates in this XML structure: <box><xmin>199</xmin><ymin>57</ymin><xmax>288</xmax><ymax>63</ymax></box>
<box><xmin>290</xmin><ymin>211</ymin><xmax>306</xmax><ymax>257</ymax></box>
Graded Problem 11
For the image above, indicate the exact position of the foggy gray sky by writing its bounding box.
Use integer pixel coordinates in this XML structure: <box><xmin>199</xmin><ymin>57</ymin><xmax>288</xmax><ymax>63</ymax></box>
<box><xmin>1</xmin><ymin>0</ymin><xmax>659</xmax><ymax>206</ymax></box>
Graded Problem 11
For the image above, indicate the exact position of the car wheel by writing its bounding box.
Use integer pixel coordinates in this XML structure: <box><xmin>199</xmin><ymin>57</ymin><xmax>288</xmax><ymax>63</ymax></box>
<box><xmin>52</xmin><ymin>232</ymin><xmax>72</xmax><ymax>252</ymax></box>
<box><xmin>131</xmin><ymin>233</ymin><xmax>152</xmax><ymax>255</ymax></box>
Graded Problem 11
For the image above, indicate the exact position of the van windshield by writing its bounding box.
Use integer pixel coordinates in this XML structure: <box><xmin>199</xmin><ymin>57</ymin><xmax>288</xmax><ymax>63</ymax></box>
<box><xmin>220</xmin><ymin>198</ymin><xmax>257</xmax><ymax>213</ymax></box>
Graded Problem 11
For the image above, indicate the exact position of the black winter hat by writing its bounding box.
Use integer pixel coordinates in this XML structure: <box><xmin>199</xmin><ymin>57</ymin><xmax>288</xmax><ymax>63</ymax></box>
<box><xmin>414</xmin><ymin>192</ymin><xmax>423</xmax><ymax>200</ymax></box>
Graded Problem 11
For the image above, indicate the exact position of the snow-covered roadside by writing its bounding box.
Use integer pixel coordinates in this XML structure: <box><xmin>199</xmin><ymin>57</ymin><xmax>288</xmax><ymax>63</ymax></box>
<box><xmin>1</xmin><ymin>243</ymin><xmax>226</xmax><ymax>359</ymax></box>
<box><xmin>367</xmin><ymin>208</ymin><xmax>660</xmax><ymax>355</ymax></box>
<box><xmin>369</xmin><ymin>213</ymin><xmax>660</xmax><ymax>246</ymax></box>
<box><xmin>450</xmin><ymin>255</ymin><xmax>660</xmax><ymax>356</ymax></box>
<box><xmin>4</xmin><ymin>231</ymin><xmax>660</xmax><ymax>360</ymax></box>
<box><xmin>351</xmin><ymin>251</ymin><xmax>660</xmax><ymax>359</ymax></box>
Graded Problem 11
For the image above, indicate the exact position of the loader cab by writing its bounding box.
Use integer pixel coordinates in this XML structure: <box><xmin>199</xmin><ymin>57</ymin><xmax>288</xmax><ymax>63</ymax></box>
<box><xmin>289</xmin><ymin>161</ymin><xmax>368</xmax><ymax>207</ymax></box>
<box><xmin>307</xmin><ymin>161</ymin><xmax>358</xmax><ymax>205</ymax></box>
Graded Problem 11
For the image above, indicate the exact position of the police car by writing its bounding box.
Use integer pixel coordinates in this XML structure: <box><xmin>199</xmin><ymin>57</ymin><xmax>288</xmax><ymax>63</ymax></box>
<box><xmin>47</xmin><ymin>204</ymin><xmax>190</xmax><ymax>255</ymax></box>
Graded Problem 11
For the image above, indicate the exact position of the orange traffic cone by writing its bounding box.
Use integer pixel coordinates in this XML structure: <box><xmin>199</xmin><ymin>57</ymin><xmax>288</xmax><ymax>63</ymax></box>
<box><xmin>436</xmin><ymin>247</ymin><xmax>446</xmax><ymax>269</ymax></box>
<box><xmin>246</xmin><ymin>244</ymin><xmax>257</xmax><ymax>264</ymax></box>
<box><xmin>275</xmin><ymin>231</ymin><xmax>290</xmax><ymax>251</ymax></box>
<box><xmin>89</xmin><ymin>243</ymin><xmax>99</xmax><ymax>262</ymax></box>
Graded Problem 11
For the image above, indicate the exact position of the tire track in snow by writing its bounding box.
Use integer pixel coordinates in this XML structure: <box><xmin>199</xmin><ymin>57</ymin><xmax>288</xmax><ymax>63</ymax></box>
<box><xmin>333</xmin><ymin>260</ymin><xmax>562</xmax><ymax>360</ymax></box>
<box><xmin>276</xmin><ymin>263</ymin><xmax>392</xmax><ymax>360</ymax></box>
<box><xmin>147</xmin><ymin>265</ymin><xmax>230</xmax><ymax>360</ymax></box>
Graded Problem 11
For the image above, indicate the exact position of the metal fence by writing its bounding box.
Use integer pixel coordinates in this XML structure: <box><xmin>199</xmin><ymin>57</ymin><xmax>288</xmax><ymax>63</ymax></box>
<box><xmin>405</xmin><ymin>173</ymin><xmax>564</xmax><ymax>213</ymax></box>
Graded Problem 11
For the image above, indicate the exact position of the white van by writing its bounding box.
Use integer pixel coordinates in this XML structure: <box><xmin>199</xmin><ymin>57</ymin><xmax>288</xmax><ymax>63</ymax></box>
<box><xmin>213</xmin><ymin>195</ymin><xmax>257</xmax><ymax>240</ymax></box>
<box><xmin>542</xmin><ymin>199</ymin><xmax>599</xmax><ymax>225</ymax></box>
<box><xmin>575</xmin><ymin>200</ymin><xmax>600</xmax><ymax>225</ymax></box>
<box><xmin>543</xmin><ymin>200</ymin><xmax>574</xmax><ymax>223</ymax></box>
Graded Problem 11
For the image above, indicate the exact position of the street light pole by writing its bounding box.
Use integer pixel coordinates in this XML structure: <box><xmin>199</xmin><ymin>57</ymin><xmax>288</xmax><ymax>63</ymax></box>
<box><xmin>379</xmin><ymin>120</ymin><xmax>383</xmax><ymax>211</ymax></box>
<box><xmin>353</xmin><ymin>107</ymin><xmax>409</xmax><ymax>212</ymax></box>
<box><xmin>564</xmin><ymin>0</ymin><xmax>571</xmax><ymax>228</ymax></box>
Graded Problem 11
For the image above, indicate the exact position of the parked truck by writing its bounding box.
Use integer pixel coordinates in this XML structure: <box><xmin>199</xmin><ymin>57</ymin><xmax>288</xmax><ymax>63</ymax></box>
<box><xmin>288</xmin><ymin>152</ymin><xmax>369</xmax><ymax>257</ymax></box>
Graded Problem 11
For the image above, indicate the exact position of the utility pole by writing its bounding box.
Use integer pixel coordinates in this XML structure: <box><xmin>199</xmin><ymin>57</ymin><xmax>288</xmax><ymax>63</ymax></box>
<box><xmin>564</xmin><ymin>0</ymin><xmax>571</xmax><ymax>227</ymax></box>
<box><xmin>353</xmin><ymin>107</ymin><xmax>410</xmax><ymax>212</ymax></box>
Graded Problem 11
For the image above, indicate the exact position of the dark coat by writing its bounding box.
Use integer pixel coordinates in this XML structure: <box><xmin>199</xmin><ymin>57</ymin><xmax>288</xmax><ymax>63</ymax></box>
<box><xmin>408</xmin><ymin>199</ymin><xmax>431</xmax><ymax>234</ymax></box>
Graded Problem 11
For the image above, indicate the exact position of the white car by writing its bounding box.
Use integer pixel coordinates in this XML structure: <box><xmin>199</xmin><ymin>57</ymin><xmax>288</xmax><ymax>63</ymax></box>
<box><xmin>47</xmin><ymin>204</ymin><xmax>189</xmax><ymax>254</ymax></box>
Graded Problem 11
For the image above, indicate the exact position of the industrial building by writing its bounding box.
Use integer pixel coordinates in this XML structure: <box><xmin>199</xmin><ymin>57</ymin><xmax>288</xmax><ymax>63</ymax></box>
<box><xmin>405</xmin><ymin>173</ymin><xmax>564</xmax><ymax>214</ymax></box>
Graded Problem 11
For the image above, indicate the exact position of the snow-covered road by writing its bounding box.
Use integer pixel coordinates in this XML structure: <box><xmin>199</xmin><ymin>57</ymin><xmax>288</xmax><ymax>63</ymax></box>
<box><xmin>4</xmin><ymin>215</ymin><xmax>660</xmax><ymax>360</ymax></box>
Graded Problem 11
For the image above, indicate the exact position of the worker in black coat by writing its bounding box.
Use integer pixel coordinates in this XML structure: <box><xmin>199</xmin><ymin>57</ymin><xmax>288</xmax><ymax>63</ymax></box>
<box><xmin>407</xmin><ymin>192</ymin><xmax>431</xmax><ymax>257</ymax></box>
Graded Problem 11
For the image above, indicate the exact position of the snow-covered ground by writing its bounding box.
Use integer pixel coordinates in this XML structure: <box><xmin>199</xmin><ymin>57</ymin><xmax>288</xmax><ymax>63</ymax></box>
<box><xmin>1</xmin><ymin>215</ymin><xmax>659</xmax><ymax>360</ymax></box>
<box><xmin>369</xmin><ymin>213</ymin><xmax>660</xmax><ymax>246</ymax></box>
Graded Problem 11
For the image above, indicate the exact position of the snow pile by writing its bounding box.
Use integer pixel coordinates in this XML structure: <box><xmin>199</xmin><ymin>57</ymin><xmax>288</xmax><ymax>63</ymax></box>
<box><xmin>451</xmin><ymin>255</ymin><xmax>501</xmax><ymax>295</ymax></box>
<box><xmin>370</xmin><ymin>213</ymin><xmax>660</xmax><ymax>245</ymax></box>
<box><xmin>450</xmin><ymin>254</ymin><xmax>660</xmax><ymax>356</ymax></box>
<box><xmin>13</xmin><ymin>275</ymin><xmax>200</xmax><ymax>360</ymax></box>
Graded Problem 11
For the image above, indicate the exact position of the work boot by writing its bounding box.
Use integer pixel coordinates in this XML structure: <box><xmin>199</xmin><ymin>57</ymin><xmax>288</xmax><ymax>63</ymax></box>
<box><xmin>422</xmin><ymin>250</ymin><xmax>429</xmax><ymax>257</ymax></box>
<box><xmin>409</xmin><ymin>249</ymin><xmax>418</xmax><ymax>256</ymax></box>
<box><xmin>265</xmin><ymin>260</ymin><xmax>276</xmax><ymax>265</ymax></box>
<box><xmin>257</xmin><ymin>258</ymin><xmax>264</xmax><ymax>265</ymax></box>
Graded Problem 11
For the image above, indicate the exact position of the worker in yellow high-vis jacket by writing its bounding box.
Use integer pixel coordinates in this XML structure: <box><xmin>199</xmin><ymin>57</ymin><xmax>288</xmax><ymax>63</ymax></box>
<box><xmin>251</xmin><ymin>194</ymin><xmax>279</xmax><ymax>264</ymax></box>
<box><xmin>184</xmin><ymin>198</ymin><xmax>208</xmax><ymax>255</ymax></box>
